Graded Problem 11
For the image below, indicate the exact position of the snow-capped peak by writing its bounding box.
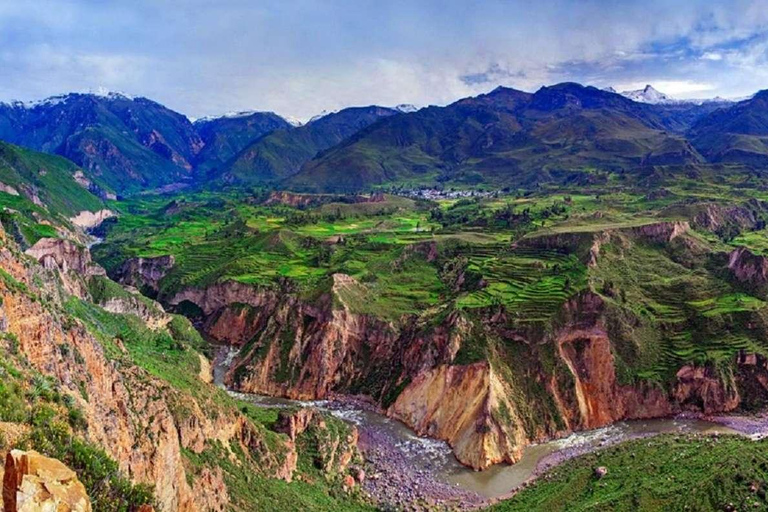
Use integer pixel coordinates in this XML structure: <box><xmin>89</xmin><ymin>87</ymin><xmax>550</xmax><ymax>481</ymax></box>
<box><xmin>4</xmin><ymin>94</ymin><xmax>73</xmax><ymax>110</ymax></box>
<box><xmin>0</xmin><ymin>88</ymin><xmax>137</xmax><ymax>110</ymax></box>
<box><xmin>394</xmin><ymin>104</ymin><xmax>420</xmax><ymax>113</ymax></box>
<box><xmin>621</xmin><ymin>84</ymin><xmax>674</xmax><ymax>104</ymax></box>
<box><xmin>195</xmin><ymin>110</ymin><xmax>261</xmax><ymax>123</ymax></box>
<box><xmin>616</xmin><ymin>84</ymin><xmax>737</xmax><ymax>106</ymax></box>
<box><xmin>89</xmin><ymin>87</ymin><xmax>134</xmax><ymax>100</ymax></box>
<box><xmin>193</xmin><ymin>110</ymin><xmax>302</xmax><ymax>126</ymax></box>
<box><xmin>308</xmin><ymin>109</ymin><xmax>337</xmax><ymax>124</ymax></box>
<box><xmin>280</xmin><ymin>114</ymin><xmax>303</xmax><ymax>127</ymax></box>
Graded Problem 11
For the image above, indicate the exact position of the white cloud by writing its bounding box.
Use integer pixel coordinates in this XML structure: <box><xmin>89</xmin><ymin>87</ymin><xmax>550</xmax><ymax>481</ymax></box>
<box><xmin>701</xmin><ymin>52</ymin><xmax>723</xmax><ymax>61</ymax></box>
<box><xmin>3</xmin><ymin>0</ymin><xmax>768</xmax><ymax>118</ymax></box>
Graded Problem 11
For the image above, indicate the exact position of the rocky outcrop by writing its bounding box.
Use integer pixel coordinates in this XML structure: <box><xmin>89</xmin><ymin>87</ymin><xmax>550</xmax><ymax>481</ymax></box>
<box><xmin>3</xmin><ymin>450</ymin><xmax>91</xmax><ymax>512</ymax></box>
<box><xmin>275</xmin><ymin>408</ymin><xmax>321</xmax><ymax>441</ymax></box>
<box><xmin>198</xmin><ymin>354</ymin><xmax>213</xmax><ymax>384</ymax></box>
<box><xmin>692</xmin><ymin>204</ymin><xmax>757</xmax><ymax>232</ymax></box>
<box><xmin>25</xmin><ymin>238</ymin><xmax>104</xmax><ymax>277</ymax></box>
<box><xmin>0</xmin><ymin>182</ymin><xmax>19</xmax><ymax>196</ymax></box>
<box><xmin>24</xmin><ymin>237</ymin><xmax>106</xmax><ymax>298</ymax></box>
<box><xmin>263</xmin><ymin>191</ymin><xmax>385</xmax><ymax>209</ymax></box>
<box><xmin>514</xmin><ymin>222</ymin><xmax>688</xmax><ymax>267</ymax></box>
<box><xmin>626</xmin><ymin>221</ymin><xmax>689</xmax><ymax>244</ymax></box>
<box><xmin>114</xmin><ymin>255</ymin><xmax>175</xmax><ymax>294</ymax></box>
<box><xmin>69</xmin><ymin>209</ymin><xmax>116</xmax><ymax>229</ymax></box>
<box><xmin>98</xmin><ymin>290</ymin><xmax>171</xmax><ymax>330</ymax></box>
<box><xmin>673</xmin><ymin>364</ymin><xmax>740</xmax><ymax>413</ymax></box>
<box><xmin>170</xmin><ymin>280</ymin><xmax>279</xmax><ymax>317</ymax></box>
<box><xmin>389</xmin><ymin>362</ymin><xmax>527</xmax><ymax>469</ymax></box>
<box><xmin>274</xmin><ymin>408</ymin><xmax>359</xmax><ymax>476</ymax></box>
<box><xmin>728</xmin><ymin>247</ymin><xmax>768</xmax><ymax>295</ymax></box>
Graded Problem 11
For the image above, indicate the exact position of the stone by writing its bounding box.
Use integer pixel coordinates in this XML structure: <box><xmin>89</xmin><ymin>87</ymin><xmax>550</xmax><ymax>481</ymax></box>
<box><xmin>352</xmin><ymin>466</ymin><xmax>366</xmax><ymax>483</ymax></box>
<box><xmin>3</xmin><ymin>449</ymin><xmax>92</xmax><ymax>512</ymax></box>
<box><xmin>594</xmin><ymin>466</ymin><xmax>608</xmax><ymax>479</ymax></box>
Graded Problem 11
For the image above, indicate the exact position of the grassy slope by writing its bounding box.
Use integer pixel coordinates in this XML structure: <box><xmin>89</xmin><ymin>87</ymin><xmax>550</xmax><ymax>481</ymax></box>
<box><xmin>494</xmin><ymin>435</ymin><xmax>768</xmax><ymax>512</ymax></box>
<box><xmin>0</xmin><ymin>141</ymin><xmax>106</xmax><ymax>244</ymax></box>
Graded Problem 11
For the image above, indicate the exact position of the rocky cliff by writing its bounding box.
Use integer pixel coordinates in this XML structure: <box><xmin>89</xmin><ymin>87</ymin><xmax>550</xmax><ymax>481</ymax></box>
<box><xmin>728</xmin><ymin>247</ymin><xmax>768</xmax><ymax>296</ymax></box>
<box><xmin>3</xmin><ymin>450</ymin><xmax>92</xmax><ymax>512</ymax></box>
<box><xmin>0</xmin><ymin>224</ymin><xmax>360</xmax><ymax>510</ymax></box>
<box><xmin>162</xmin><ymin>254</ymin><xmax>768</xmax><ymax>472</ymax></box>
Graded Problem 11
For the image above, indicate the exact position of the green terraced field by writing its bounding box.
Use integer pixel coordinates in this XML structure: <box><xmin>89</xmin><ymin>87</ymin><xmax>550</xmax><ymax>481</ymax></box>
<box><xmin>93</xmin><ymin>183</ymin><xmax>768</xmax><ymax>386</ymax></box>
<box><xmin>457</xmin><ymin>245</ymin><xmax>587</xmax><ymax>322</ymax></box>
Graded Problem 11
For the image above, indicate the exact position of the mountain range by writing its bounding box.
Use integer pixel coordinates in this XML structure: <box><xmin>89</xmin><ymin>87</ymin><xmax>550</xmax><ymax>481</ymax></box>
<box><xmin>1</xmin><ymin>83</ymin><xmax>768</xmax><ymax>195</ymax></box>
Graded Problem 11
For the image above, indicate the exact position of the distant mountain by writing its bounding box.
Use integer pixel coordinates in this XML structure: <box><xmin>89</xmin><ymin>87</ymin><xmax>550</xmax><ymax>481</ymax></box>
<box><xmin>688</xmin><ymin>90</ymin><xmax>768</xmax><ymax>165</ymax></box>
<box><xmin>0</xmin><ymin>93</ymin><xmax>203</xmax><ymax>195</ymax></box>
<box><xmin>0</xmin><ymin>92</ymin><xmax>400</xmax><ymax>194</ymax></box>
<box><xmin>215</xmin><ymin>105</ymin><xmax>398</xmax><ymax>185</ymax></box>
<box><xmin>193</xmin><ymin>112</ymin><xmax>293</xmax><ymax>174</ymax></box>
<box><xmin>620</xmin><ymin>85</ymin><xmax>676</xmax><ymax>104</ymax></box>
<box><xmin>394</xmin><ymin>104</ymin><xmax>420</xmax><ymax>113</ymax></box>
<box><xmin>618</xmin><ymin>84</ymin><xmax>736</xmax><ymax>108</ymax></box>
<box><xmin>4</xmin><ymin>84</ymin><xmax>768</xmax><ymax>197</ymax></box>
<box><xmin>287</xmin><ymin>83</ymin><xmax>704</xmax><ymax>192</ymax></box>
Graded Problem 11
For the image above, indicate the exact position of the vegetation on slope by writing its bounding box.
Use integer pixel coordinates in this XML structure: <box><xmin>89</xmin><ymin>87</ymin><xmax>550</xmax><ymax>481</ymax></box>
<box><xmin>495</xmin><ymin>434</ymin><xmax>768</xmax><ymax>512</ymax></box>
<box><xmin>0</xmin><ymin>141</ymin><xmax>107</xmax><ymax>245</ymax></box>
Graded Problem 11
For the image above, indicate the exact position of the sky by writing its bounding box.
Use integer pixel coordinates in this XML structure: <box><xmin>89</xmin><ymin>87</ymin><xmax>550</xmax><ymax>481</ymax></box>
<box><xmin>2</xmin><ymin>0</ymin><xmax>768</xmax><ymax>121</ymax></box>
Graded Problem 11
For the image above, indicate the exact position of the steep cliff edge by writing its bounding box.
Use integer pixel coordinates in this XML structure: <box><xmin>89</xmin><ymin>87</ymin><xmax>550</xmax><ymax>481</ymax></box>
<box><xmin>0</xmin><ymin>224</ymin><xmax>367</xmax><ymax>511</ymax></box>
<box><xmin>153</xmin><ymin>222</ymin><xmax>768</xmax><ymax>471</ymax></box>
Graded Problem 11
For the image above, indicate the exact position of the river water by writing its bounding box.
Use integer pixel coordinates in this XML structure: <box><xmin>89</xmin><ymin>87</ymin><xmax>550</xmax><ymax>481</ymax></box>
<box><xmin>215</xmin><ymin>347</ymin><xmax>743</xmax><ymax>500</ymax></box>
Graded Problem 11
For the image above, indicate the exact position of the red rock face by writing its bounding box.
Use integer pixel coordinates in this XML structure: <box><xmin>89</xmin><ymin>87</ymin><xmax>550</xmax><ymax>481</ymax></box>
<box><xmin>0</xmin><ymin>226</ymin><xmax>313</xmax><ymax>510</ymax></box>
<box><xmin>3</xmin><ymin>450</ymin><xmax>92</xmax><ymax>512</ymax></box>
<box><xmin>729</xmin><ymin>247</ymin><xmax>768</xmax><ymax>290</ymax></box>
<box><xmin>190</xmin><ymin>279</ymin><xmax>768</xmax><ymax>471</ymax></box>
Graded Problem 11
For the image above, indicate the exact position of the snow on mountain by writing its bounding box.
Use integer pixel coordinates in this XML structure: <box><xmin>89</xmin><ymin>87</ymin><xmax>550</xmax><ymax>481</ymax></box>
<box><xmin>280</xmin><ymin>114</ymin><xmax>304</xmax><ymax>127</ymax></box>
<box><xmin>617</xmin><ymin>84</ymin><xmax>736</xmax><ymax>106</ymax></box>
<box><xmin>89</xmin><ymin>87</ymin><xmax>135</xmax><ymax>100</ymax></box>
<box><xmin>195</xmin><ymin>110</ymin><xmax>261</xmax><ymax>123</ymax></box>
<box><xmin>1</xmin><ymin>89</ymin><xmax>136</xmax><ymax>110</ymax></box>
<box><xmin>394</xmin><ymin>104</ymin><xmax>420</xmax><ymax>113</ymax></box>
<box><xmin>308</xmin><ymin>109</ymin><xmax>337</xmax><ymax>124</ymax></box>
<box><xmin>194</xmin><ymin>110</ymin><xmax>302</xmax><ymax>126</ymax></box>
<box><xmin>621</xmin><ymin>85</ymin><xmax>675</xmax><ymax>104</ymax></box>
<box><xmin>307</xmin><ymin>104</ymin><xmax>420</xmax><ymax>124</ymax></box>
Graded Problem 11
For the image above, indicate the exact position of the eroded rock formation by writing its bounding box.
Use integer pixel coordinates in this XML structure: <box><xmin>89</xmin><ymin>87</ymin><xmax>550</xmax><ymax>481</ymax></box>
<box><xmin>114</xmin><ymin>255</ymin><xmax>176</xmax><ymax>294</ymax></box>
<box><xmin>3</xmin><ymin>450</ymin><xmax>91</xmax><ymax>512</ymax></box>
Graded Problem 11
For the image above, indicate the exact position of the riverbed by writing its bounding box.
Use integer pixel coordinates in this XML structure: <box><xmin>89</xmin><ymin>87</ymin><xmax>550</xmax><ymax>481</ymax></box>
<box><xmin>214</xmin><ymin>347</ymin><xmax>761</xmax><ymax>508</ymax></box>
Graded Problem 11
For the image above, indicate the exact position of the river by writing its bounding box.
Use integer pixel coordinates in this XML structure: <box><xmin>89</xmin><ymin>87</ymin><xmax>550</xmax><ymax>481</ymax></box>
<box><xmin>213</xmin><ymin>346</ymin><xmax>751</xmax><ymax>507</ymax></box>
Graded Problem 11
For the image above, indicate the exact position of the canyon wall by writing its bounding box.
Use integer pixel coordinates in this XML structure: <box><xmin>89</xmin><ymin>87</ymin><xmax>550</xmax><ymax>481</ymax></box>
<box><xmin>0</xmin><ymin>224</ymin><xmax>358</xmax><ymax>510</ymax></box>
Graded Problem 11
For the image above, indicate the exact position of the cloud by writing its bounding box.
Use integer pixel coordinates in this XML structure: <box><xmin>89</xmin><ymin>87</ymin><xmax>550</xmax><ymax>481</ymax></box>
<box><xmin>2</xmin><ymin>0</ymin><xmax>768</xmax><ymax>118</ymax></box>
<box><xmin>701</xmin><ymin>52</ymin><xmax>724</xmax><ymax>61</ymax></box>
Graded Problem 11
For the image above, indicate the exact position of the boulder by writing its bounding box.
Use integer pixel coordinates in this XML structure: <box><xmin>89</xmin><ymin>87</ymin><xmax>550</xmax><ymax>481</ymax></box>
<box><xmin>3</xmin><ymin>449</ymin><xmax>91</xmax><ymax>512</ymax></box>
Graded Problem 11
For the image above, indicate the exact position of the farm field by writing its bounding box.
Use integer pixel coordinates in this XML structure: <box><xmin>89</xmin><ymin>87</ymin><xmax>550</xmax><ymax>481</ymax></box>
<box><xmin>93</xmin><ymin>182</ymin><xmax>768</xmax><ymax>381</ymax></box>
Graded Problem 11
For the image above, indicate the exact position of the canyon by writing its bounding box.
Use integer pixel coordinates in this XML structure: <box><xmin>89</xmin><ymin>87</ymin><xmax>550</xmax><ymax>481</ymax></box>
<box><xmin>107</xmin><ymin>217</ymin><xmax>768</xmax><ymax>472</ymax></box>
